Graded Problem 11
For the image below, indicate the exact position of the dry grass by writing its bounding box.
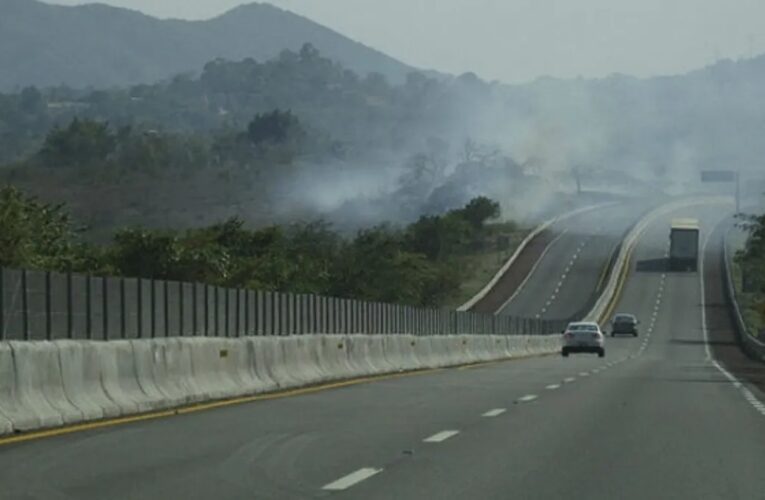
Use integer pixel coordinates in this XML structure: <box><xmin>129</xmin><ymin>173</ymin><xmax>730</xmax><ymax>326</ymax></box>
<box><xmin>445</xmin><ymin>227</ymin><xmax>528</xmax><ymax>309</ymax></box>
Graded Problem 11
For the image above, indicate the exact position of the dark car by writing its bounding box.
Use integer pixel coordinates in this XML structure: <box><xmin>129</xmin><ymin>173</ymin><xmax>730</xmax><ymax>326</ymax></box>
<box><xmin>611</xmin><ymin>313</ymin><xmax>639</xmax><ymax>337</ymax></box>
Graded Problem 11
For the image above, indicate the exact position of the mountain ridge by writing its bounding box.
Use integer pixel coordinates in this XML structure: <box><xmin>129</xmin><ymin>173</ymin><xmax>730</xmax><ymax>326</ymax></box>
<box><xmin>0</xmin><ymin>0</ymin><xmax>416</xmax><ymax>89</ymax></box>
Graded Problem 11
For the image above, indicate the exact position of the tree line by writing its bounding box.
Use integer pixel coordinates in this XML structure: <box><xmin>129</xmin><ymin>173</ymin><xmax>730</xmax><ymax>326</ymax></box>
<box><xmin>0</xmin><ymin>186</ymin><xmax>502</xmax><ymax>307</ymax></box>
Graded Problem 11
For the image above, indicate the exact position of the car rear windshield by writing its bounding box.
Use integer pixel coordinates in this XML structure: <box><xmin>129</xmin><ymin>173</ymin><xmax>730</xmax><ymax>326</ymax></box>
<box><xmin>615</xmin><ymin>315</ymin><xmax>635</xmax><ymax>322</ymax></box>
<box><xmin>568</xmin><ymin>324</ymin><xmax>598</xmax><ymax>332</ymax></box>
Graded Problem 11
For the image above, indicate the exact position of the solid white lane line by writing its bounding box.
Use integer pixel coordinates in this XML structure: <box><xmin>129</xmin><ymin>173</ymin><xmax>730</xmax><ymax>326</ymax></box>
<box><xmin>424</xmin><ymin>430</ymin><xmax>460</xmax><ymax>443</ymax></box>
<box><xmin>482</xmin><ymin>408</ymin><xmax>507</xmax><ymax>417</ymax></box>
<box><xmin>517</xmin><ymin>394</ymin><xmax>538</xmax><ymax>403</ymax></box>
<box><xmin>546</xmin><ymin>384</ymin><xmax>561</xmax><ymax>390</ymax></box>
<box><xmin>563</xmin><ymin>377</ymin><xmax>576</xmax><ymax>383</ymax></box>
<box><xmin>495</xmin><ymin>229</ymin><xmax>569</xmax><ymax>312</ymax></box>
<box><xmin>323</xmin><ymin>468</ymin><xmax>383</xmax><ymax>491</ymax></box>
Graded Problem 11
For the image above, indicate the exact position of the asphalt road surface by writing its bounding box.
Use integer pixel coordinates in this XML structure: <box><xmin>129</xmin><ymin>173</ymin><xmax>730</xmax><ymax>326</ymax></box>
<box><xmin>0</xmin><ymin>202</ymin><xmax>763</xmax><ymax>499</ymax></box>
<box><xmin>497</xmin><ymin>199</ymin><xmax>650</xmax><ymax>320</ymax></box>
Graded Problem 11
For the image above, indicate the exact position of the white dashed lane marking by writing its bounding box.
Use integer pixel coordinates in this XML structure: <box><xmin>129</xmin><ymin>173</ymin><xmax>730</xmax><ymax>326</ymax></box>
<box><xmin>516</xmin><ymin>394</ymin><xmax>539</xmax><ymax>403</ymax></box>
<box><xmin>546</xmin><ymin>384</ymin><xmax>561</xmax><ymax>390</ymax></box>
<box><xmin>482</xmin><ymin>409</ymin><xmax>507</xmax><ymax>418</ymax></box>
<box><xmin>423</xmin><ymin>430</ymin><xmax>460</xmax><ymax>443</ymax></box>
<box><xmin>563</xmin><ymin>377</ymin><xmax>576</xmax><ymax>383</ymax></box>
<box><xmin>578</xmin><ymin>372</ymin><xmax>590</xmax><ymax>377</ymax></box>
<box><xmin>323</xmin><ymin>468</ymin><xmax>383</xmax><ymax>491</ymax></box>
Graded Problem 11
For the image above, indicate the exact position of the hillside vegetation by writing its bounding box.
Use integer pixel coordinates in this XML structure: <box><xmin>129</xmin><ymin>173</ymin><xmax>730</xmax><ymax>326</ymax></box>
<box><xmin>0</xmin><ymin>185</ymin><xmax>510</xmax><ymax>307</ymax></box>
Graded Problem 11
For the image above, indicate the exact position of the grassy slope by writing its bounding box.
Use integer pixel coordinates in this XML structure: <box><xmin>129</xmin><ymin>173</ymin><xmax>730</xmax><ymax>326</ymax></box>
<box><xmin>445</xmin><ymin>223</ymin><xmax>528</xmax><ymax>309</ymax></box>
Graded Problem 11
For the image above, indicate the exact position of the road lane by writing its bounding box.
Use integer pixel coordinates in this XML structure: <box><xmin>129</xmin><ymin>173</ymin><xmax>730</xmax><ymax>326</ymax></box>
<box><xmin>1</xmin><ymin>202</ymin><xmax>763</xmax><ymax>500</ymax></box>
<box><xmin>497</xmin><ymin>200</ymin><xmax>650</xmax><ymax>320</ymax></box>
<box><xmin>335</xmin><ymin>203</ymin><xmax>765</xmax><ymax>500</ymax></box>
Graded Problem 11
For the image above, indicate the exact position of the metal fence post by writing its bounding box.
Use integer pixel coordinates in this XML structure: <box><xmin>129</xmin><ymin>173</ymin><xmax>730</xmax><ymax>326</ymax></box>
<box><xmin>224</xmin><ymin>287</ymin><xmax>230</xmax><ymax>338</ymax></box>
<box><xmin>204</xmin><ymin>284</ymin><xmax>210</xmax><ymax>336</ymax></box>
<box><xmin>137</xmin><ymin>278</ymin><xmax>143</xmax><ymax>339</ymax></box>
<box><xmin>120</xmin><ymin>278</ymin><xmax>126</xmax><ymax>339</ymax></box>
<box><xmin>45</xmin><ymin>271</ymin><xmax>52</xmax><ymax>341</ymax></box>
<box><xmin>213</xmin><ymin>286</ymin><xmax>220</xmax><ymax>337</ymax></box>
<box><xmin>244</xmin><ymin>289</ymin><xmax>250</xmax><ymax>336</ymax></box>
<box><xmin>150</xmin><ymin>279</ymin><xmax>156</xmax><ymax>338</ymax></box>
<box><xmin>192</xmin><ymin>282</ymin><xmax>198</xmax><ymax>336</ymax></box>
<box><xmin>21</xmin><ymin>269</ymin><xmax>29</xmax><ymax>340</ymax></box>
<box><xmin>102</xmin><ymin>276</ymin><xmax>109</xmax><ymax>340</ymax></box>
<box><xmin>0</xmin><ymin>267</ymin><xmax>4</xmax><ymax>340</ymax></box>
<box><xmin>85</xmin><ymin>274</ymin><xmax>92</xmax><ymax>340</ymax></box>
<box><xmin>163</xmin><ymin>280</ymin><xmax>169</xmax><ymax>337</ymax></box>
<box><xmin>235</xmin><ymin>288</ymin><xmax>240</xmax><ymax>337</ymax></box>
<box><xmin>179</xmin><ymin>281</ymin><xmax>185</xmax><ymax>337</ymax></box>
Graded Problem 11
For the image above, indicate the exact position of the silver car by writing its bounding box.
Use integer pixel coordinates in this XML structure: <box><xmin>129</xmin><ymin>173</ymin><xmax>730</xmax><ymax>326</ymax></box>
<box><xmin>562</xmin><ymin>322</ymin><xmax>605</xmax><ymax>358</ymax></box>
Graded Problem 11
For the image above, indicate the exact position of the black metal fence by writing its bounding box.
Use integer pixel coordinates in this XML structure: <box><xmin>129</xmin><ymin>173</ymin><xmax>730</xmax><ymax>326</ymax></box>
<box><xmin>0</xmin><ymin>267</ymin><xmax>565</xmax><ymax>341</ymax></box>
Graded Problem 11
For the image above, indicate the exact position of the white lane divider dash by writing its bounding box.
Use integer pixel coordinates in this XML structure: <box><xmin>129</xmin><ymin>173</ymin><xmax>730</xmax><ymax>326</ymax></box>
<box><xmin>516</xmin><ymin>394</ymin><xmax>539</xmax><ymax>403</ymax></box>
<box><xmin>482</xmin><ymin>408</ymin><xmax>506</xmax><ymax>417</ymax></box>
<box><xmin>323</xmin><ymin>468</ymin><xmax>383</xmax><ymax>491</ymax></box>
<box><xmin>579</xmin><ymin>372</ymin><xmax>590</xmax><ymax>377</ymax></box>
<box><xmin>424</xmin><ymin>430</ymin><xmax>460</xmax><ymax>443</ymax></box>
<box><xmin>546</xmin><ymin>384</ymin><xmax>561</xmax><ymax>390</ymax></box>
<box><xmin>563</xmin><ymin>377</ymin><xmax>576</xmax><ymax>383</ymax></box>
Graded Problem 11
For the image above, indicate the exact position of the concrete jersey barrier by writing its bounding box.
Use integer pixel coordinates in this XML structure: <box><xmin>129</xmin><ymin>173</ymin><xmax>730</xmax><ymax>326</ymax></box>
<box><xmin>0</xmin><ymin>333</ymin><xmax>562</xmax><ymax>436</ymax></box>
<box><xmin>723</xmin><ymin>229</ymin><xmax>765</xmax><ymax>363</ymax></box>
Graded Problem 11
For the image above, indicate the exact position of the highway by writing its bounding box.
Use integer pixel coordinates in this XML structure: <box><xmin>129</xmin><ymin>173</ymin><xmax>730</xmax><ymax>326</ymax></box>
<box><xmin>1</xmin><ymin>202</ymin><xmax>764</xmax><ymax>499</ymax></box>
<box><xmin>497</xmin><ymin>200</ymin><xmax>649</xmax><ymax>320</ymax></box>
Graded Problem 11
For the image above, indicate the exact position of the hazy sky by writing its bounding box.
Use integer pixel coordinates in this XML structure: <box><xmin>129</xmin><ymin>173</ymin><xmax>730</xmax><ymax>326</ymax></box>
<box><xmin>49</xmin><ymin>0</ymin><xmax>765</xmax><ymax>83</ymax></box>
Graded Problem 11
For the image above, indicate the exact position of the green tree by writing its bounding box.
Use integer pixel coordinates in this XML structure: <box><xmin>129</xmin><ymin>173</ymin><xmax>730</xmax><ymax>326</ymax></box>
<box><xmin>39</xmin><ymin>118</ymin><xmax>116</xmax><ymax>168</ymax></box>
<box><xmin>0</xmin><ymin>186</ymin><xmax>77</xmax><ymax>269</ymax></box>
<box><xmin>246</xmin><ymin>110</ymin><xmax>305</xmax><ymax>147</ymax></box>
<box><xmin>456</xmin><ymin>196</ymin><xmax>501</xmax><ymax>230</ymax></box>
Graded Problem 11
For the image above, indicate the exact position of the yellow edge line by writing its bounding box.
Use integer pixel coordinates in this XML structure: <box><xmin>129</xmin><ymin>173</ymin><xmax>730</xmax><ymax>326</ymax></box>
<box><xmin>595</xmin><ymin>250</ymin><xmax>612</xmax><ymax>292</ymax></box>
<box><xmin>599</xmin><ymin>243</ymin><xmax>635</xmax><ymax>324</ymax></box>
<box><xmin>0</xmin><ymin>351</ymin><xmax>553</xmax><ymax>447</ymax></box>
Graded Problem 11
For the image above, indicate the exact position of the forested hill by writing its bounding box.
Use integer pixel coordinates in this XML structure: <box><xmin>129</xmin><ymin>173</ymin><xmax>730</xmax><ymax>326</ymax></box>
<box><xmin>0</xmin><ymin>0</ymin><xmax>414</xmax><ymax>89</ymax></box>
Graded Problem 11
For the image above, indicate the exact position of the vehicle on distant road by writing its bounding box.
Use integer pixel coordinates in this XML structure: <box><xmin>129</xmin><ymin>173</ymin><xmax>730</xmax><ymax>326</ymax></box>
<box><xmin>562</xmin><ymin>322</ymin><xmax>605</xmax><ymax>358</ymax></box>
<box><xmin>669</xmin><ymin>218</ymin><xmax>700</xmax><ymax>271</ymax></box>
<box><xmin>611</xmin><ymin>313</ymin><xmax>639</xmax><ymax>337</ymax></box>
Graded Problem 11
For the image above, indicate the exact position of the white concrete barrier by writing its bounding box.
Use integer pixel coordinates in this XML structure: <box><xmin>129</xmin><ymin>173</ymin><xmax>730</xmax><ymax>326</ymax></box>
<box><xmin>0</xmin><ymin>343</ymin><xmax>32</xmax><ymax>432</ymax></box>
<box><xmin>245</xmin><ymin>337</ymin><xmax>279</xmax><ymax>393</ymax></box>
<box><xmin>100</xmin><ymin>341</ymin><xmax>153</xmax><ymax>414</ymax></box>
<box><xmin>346</xmin><ymin>335</ymin><xmax>380</xmax><ymax>377</ymax></box>
<box><xmin>0</xmin><ymin>330</ymin><xmax>565</xmax><ymax>436</ymax></box>
<box><xmin>188</xmin><ymin>338</ymin><xmax>244</xmax><ymax>400</ymax></box>
<box><xmin>12</xmin><ymin>341</ymin><xmax>80</xmax><ymax>426</ymax></box>
<box><xmin>58</xmin><ymin>341</ymin><xmax>117</xmax><ymax>420</ymax></box>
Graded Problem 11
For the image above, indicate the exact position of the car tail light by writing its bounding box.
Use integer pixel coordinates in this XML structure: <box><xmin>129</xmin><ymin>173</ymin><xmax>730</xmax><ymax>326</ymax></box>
<box><xmin>564</xmin><ymin>332</ymin><xmax>574</xmax><ymax>339</ymax></box>
<box><xmin>591</xmin><ymin>333</ymin><xmax>601</xmax><ymax>339</ymax></box>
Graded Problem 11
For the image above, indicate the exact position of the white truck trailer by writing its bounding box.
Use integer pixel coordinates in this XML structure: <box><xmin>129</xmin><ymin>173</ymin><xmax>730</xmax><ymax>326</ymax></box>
<box><xmin>669</xmin><ymin>218</ymin><xmax>700</xmax><ymax>272</ymax></box>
